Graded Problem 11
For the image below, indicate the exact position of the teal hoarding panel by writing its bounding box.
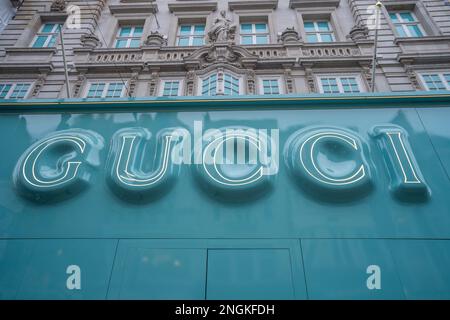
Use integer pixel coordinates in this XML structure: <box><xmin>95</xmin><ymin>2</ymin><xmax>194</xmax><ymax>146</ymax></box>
<box><xmin>416</xmin><ymin>108</ymin><xmax>450</xmax><ymax>179</ymax></box>
<box><xmin>0</xmin><ymin>239</ymin><xmax>117</xmax><ymax>299</ymax></box>
<box><xmin>108</xmin><ymin>240</ymin><xmax>207</xmax><ymax>299</ymax></box>
<box><xmin>0</xmin><ymin>93</ymin><xmax>449</xmax><ymax>299</ymax></box>
<box><xmin>207</xmin><ymin>249</ymin><xmax>296</xmax><ymax>300</ymax></box>
<box><xmin>389</xmin><ymin>240</ymin><xmax>450</xmax><ymax>300</ymax></box>
<box><xmin>302</xmin><ymin>239</ymin><xmax>405</xmax><ymax>300</ymax></box>
<box><xmin>206</xmin><ymin>239</ymin><xmax>306</xmax><ymax>300</ymax></box>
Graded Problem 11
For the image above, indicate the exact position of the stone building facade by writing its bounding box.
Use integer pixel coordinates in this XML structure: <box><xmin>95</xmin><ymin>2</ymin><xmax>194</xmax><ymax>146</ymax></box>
<box><xmin>0</xmin><ymin>0</ymin><xmax>450</xmax><ymax>99</ymax></box>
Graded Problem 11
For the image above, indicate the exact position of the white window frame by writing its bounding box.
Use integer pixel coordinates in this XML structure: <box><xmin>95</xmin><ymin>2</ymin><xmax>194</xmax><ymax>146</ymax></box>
<box><xmin>389</xmin><ymin>11</ymin><xmax>426</xmax><ymax>38</ymax></box>
<box><xmin>258</xmin><ymin>77</ymin><xmax>283</xmax><ymax>95</ymax></box>
<box><xmin>304</xmin><ymin>20</ymin><xmax>335</xmax><ymax>43</ymax></box>
<box><xmin>114</xmin><ymin>25</ymin><xmax>143</xmax><ymax>48</ymax></box>
<box><xmin>419</xmin><ymin>72</ymin><xmax>450</xmax><ymax>91</ymax></box>
<box><xmin>239</xmin><ymin>22</ymin><xmax>269</xmax><ymax>45</ymax></box>
<box><xmin>0</xmin><ymin>82</ymin><xmax>32</xmax><ymax>99</ymax></box>
<box><xmin>84</xmin><ymin>81</ymin><xmax>127</xmax><ymax>98</ymax></box>
<box><xmin>159</xmin><ymin>79</ymin><xmax>184</xmax><ymax>97</ymax></box>
<box><xmin>317</xmin><ymin>75</ymin><xmax>365</xmax><ymax>94</ymax></box>
<box><xmin>176</xmin><ymin>24</ymin><xmax>206</xmax><ymax>47</ymax></box>
<box><xmin>31</xmin><ymin>23</ymin><xmax>60</xmax><ymax>48</ymax></box>
<box><xmin>197</xmin><ymin>71</ymin><xmax>243</xmax><ymax>96</ymax></box>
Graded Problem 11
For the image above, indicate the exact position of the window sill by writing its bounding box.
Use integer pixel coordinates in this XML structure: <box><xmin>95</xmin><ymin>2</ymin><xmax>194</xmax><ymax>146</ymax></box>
<box><xmin>394</xmin><ymin>36</ymin><xmax>450</xmax><ymax>57</ymax></box>
<box><xmin>5</xmin><ymin>47</ymin><xmax>57</xmax><ymax>54</ymax></box>
<box><xmin>394</xmin><ymin>35</ymin><xmax>450</xmax><ymax>45</ymax></box>
<box><xmin>2</xmin><ymin>47</ymin><xmax>57</xmax><ymax>71</ymax></box>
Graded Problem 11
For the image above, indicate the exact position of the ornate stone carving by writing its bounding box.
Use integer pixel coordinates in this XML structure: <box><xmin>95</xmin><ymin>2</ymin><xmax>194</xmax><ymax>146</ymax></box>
<box><xmin>31</xmin><ymin>73</ymin><xmax>47</xmax><ymax>97</ymax></box>
<box><xmin>246</xmin><ymin>69</ymin><xmax>256</xmax><ymax>95</ymax></box>
<box><xmin>278</xmin><ymin>27</ymin><xmax>300</xmax><ymax>44</ymax></box>
<box><xmin>402</xmin><ymin>59</ymin><xmax>421</xmax><ymax>90</ymax></box>
<box><xmin>348</xmin><ymin>22</ymin><xmax>369</xmax><ymax>42</ymax></box>
<box><xmin>73</xmin><ymin>72</ymin><xmax>86</xmax><ymax>98</ymax></box>
<box><xmin>149</xmin><ymin>71</ymin><xmax>159</xmax><ymax>96</ymax></box>
<box><xmin>81</xmin><ymin>34</ymin><xmax>101</xmax><ymax>48</ymax></box>
<box><xmin>208</xmin><ymin>10</ymin><xmax>236</xmax><ymax>44</ymax></box>
<box><xmin>284</xmin><ymin>68</ymin><xmax>295</xmax><ymax>94</ymax></box>
<box><xmin>10</xmin><ymin>0</ymin><xmax>21</xmax><ymax>8</ymax></box>
<box><xmin>185</xmin><ymin>69</ymin><xmax>196</xmax><ymax>96</ymax></box>
<box><xmin>145</xmin><ymin>31</ymin><xmax>167</xmax><ymax>46</ymax></box>
<box><xmin>50</xmin><ymin>0</ymin><xmax>66</xmax><ymax>12</ymax></box>
<box><xmin>360</xmin><ymin>62</ymin><xmax>373</xmax><ymax>89</ymax></box>
<box><xmin>303</xmin><ymin>63</ymin><xmax>316</xmax><ymax>93</ymax></box>
<box><xmin>128</xmin><ymin>70</ymin><xmax>140</xmax><ymax>97</ymax></box>
<box><xmin>185</xmin><ymin>43</ymin><xmax>258</xmax><ymax>70</ymax></box>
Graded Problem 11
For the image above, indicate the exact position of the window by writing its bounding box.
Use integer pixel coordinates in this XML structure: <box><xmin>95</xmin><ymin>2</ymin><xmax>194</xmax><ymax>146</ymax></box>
<box><xmin>32</xmin><ymin>23</ymin><xmax>61</xmax><ymax>48</ymax></box>
<box><xmin>304</xmin><ymin>20</ymin><xmax>335</xmax><ymax>42</ymax></box>
<box><xmin>177</xmin><ymin>24</ymin><xmax>205</xmax><ymax>46</ymax></box>
<box><xmin>420</xmin><ymin>73</ymin><xmax>450</xmax><ymax>91</ymax></box>
<box><xmin>201</xmin><ymin>74</ymin><xmax>218</xmax><ymax>96</ymax></box>
<box><xmin>389</xmin><ymin>12</ymin><xmax>425</xmax><ymax>37</ymax></box>
<box><xmin>240</xmin><ymin>23</ymin><xmax>269</xmax><ymax>45</ymax></box>
<box><xmin>200</xmin><ymin>72</ymin><xmax>241</xmax><ymax>96</ymax></box>
<box><xmin>115</xmin><ymin>25</ymin><xmax>143</xmax><ymax>48</ymax></box>
<box><xmin>319</xmin><ymin>76</ymin><xmax>362</xmax><ymax>94</ymax></box>
<box><xmin>160</xmin><ymin>80</ymin><xmax>182</xmax><ymax>97</ymax></box>
<box><xmin>223</xmin><ymin>74</ymin><xmax>240</xmax><ymax>95</ymax></box>
<box><xmin>86</xmin><ymin>82</ymin><xmax>125</xmax><ymax>98</ymax></box>
<box><xmin>260</xmin><ymin>78</ymin><xmax>281</xmax><ymax>95</ymax></box>
<box><xmin>0</xmin><ymin>83</ymin><xmax>31</xmax><ymax>99</ymax></box>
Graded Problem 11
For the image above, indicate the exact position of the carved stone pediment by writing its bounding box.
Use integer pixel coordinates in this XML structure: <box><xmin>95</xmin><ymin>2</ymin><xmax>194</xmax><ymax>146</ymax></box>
<box><xmin>184</xmin><ymin>43</ymin><xmax>258</xmax><ymax>69</ymax></box>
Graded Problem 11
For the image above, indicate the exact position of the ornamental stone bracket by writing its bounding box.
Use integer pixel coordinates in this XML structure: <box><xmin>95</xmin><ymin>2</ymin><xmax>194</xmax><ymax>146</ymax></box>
<box><xmin>50</xmin><ymin>0</ymin><xmax>66</xmax><ymax>12</ymax></box>
<box><xmin>127</xmin><ymin>68</ymin><xmax>141</xmax><ymax>97</ymax></box>
<box><xmin>246</xmin><ymin>69</ymin><xmax>256</xmax><ymax>95</ymax></box>
<box><xmin>359</xmin><ymin>61</ymin><xmax>373</xmax><ymax>90</ymax></box>
<box><xmin>148</xmin><ymin>69</ymin><xmax>160</xmax><ymax>96</ymax></box>
<box><xmin>72</xmin><ymin>70</ymin><xmax>87</xmax><ymax>98</ymax></box>
<box><xmin>347</xmin><ymin>22</ymin><xmax>369</xmax><ymax>43</ymax></box>
<box><xmin>283</xmin><ymin>66</ymin><xmax>296</xmax><ymax>94</ymax></box>
<box><xmin>31</xmin><ymin>71</ymin><xmax>49</xmax><ymax>97</ymax></box>
<box><xmin>301</xmin><ymin>62</ymin><xmax>316</xmax><ymax>93</ymax></box>
<box><xmin>81</xmin><ymin>34</ymin><xmax>101</xmax><ymax>49</ymax></box>
<box><xmin>399</xmin><ymin>58</ymin><xmax>421</xmax><ymax>90</ymax></box>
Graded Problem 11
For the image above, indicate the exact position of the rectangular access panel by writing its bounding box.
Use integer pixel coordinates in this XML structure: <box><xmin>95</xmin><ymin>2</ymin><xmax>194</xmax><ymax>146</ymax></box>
<box><xmin>0</xmin><ymin>239</ymin><xmax>117</xmax><ymax>299</ymax></box>
<box><xmin>0</xmin><ymin>93</ymin><xmax>450</xmax><ymax>299</ymax></box>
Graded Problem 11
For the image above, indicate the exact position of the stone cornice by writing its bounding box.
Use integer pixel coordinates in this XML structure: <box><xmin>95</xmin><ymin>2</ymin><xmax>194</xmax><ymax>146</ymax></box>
<box><xmin>167</xmin><ymin>1</ymin><xmax>217</xmax><ymax>13</ymax></box>
<box><xmin>108</xmin><ymin>3</ymin><xmax>158</xmax><ymax>14</ymax></box>
<box><xmin>0</xmin><ymin>62</ymin><xmax>54</xmax><ymax>73</ymax></box>
<box><xmin>289</xmin><ymin>0</ymin><xmax>340</xmax><ymax>9</ymax></box>
<box><xmin>228</xmin><ymin>0</ymin><xmax>278</xmax><ymax>11</ymax></box>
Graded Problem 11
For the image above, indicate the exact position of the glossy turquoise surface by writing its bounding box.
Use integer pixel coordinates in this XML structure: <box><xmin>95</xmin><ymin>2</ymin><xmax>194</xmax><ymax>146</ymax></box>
<box><xmin>0</xmin><ymin>92</ymin><xmax>449</xmax><ymax>299</ymax></box>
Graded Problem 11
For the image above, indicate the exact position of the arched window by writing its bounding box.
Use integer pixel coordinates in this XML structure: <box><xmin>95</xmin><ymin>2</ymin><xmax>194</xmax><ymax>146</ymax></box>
<box><xmin>199</xmin><ymin>71</ymin><xmax>242</xmax><ymax>96</ymax></box>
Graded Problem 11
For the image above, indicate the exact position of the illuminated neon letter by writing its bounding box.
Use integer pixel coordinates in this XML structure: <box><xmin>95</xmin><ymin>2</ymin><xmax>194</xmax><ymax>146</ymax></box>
<box><xmin>13</xmin><ymin>129</ymin><xmax>104</xmax><ymax>202</ymax></box>
<box><xmin>107</xmin><ymin>127</ymin><xmax>180</xmax><ymax>202</ymax></box>
<box><xmin>371</xmin><ymin>126</ymin><xmax>429</xmax><ymax>201</ymax></box>
<box><xmin>286</xmin><ymin>127</ymin><xmax>372</xmax><ymax>201</ymax></box>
